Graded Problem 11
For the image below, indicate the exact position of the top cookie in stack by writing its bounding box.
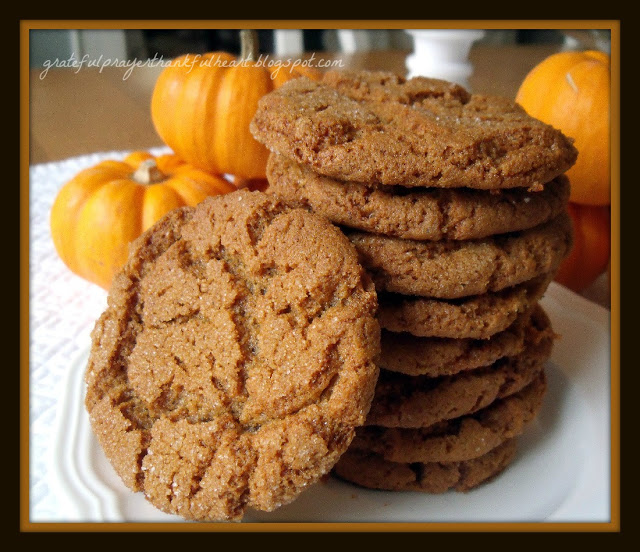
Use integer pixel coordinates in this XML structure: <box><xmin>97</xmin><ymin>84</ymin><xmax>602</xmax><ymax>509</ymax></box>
<box><xmin>251</xmin><ymin>70</ymin><xmax>577</xmax><ymax>191</ymax></box>
<box><xmin>251</xmin><ymin>70</ymin><xmax>577</xmax><ymax>493</ymax></box>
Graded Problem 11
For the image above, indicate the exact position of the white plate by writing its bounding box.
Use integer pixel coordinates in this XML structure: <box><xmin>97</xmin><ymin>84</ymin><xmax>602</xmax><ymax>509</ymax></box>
<box><xmin>48</xmin><ymin>283</ymin><xmax>612</xmax><ymax>524</ymax></box>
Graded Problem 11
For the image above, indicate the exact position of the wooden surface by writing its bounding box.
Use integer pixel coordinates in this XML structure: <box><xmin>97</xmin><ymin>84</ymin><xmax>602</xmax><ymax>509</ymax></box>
<box><xmin>29</xmin><ymin>44</ymin><xmax>561</xmax><ymax>165</ymax></box>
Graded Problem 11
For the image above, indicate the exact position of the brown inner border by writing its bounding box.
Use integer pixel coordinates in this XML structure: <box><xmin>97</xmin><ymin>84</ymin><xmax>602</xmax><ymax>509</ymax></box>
<box><xmin>20</xmin><ymin>19</ymin><xmax>621</xmax><ymax>533</ymax></box>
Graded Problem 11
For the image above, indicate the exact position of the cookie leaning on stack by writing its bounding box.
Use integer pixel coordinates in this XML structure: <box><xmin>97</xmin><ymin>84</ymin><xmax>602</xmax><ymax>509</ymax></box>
<box><xmin>84</xmin><ymin>190</ymin><xmax>381</xmax><ymax>521</ymax></box>
<box><xmin>251</xmin><ymin>70</ymin><xmax>576</xmax><ymax>493</ymax></box>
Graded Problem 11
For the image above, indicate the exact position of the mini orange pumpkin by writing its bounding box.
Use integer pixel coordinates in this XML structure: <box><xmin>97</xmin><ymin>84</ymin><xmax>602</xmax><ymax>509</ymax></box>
<box><xmin>50</xmin><ymin>151</ymin><xmax>235</xmax><ymax>290</ymax></box>
<box><xmin>516</xmin><ymin>50</ymin><xmax>610</xmax><ymax>206</ymax></box>
<box><xmin>151</xmin><ymin>30</ymin><xmax>320</xmax><ymax>179</ymax></box>
<box><xmin>554</xmin><ymin>202</ymin><xmax>610</xmax><ymax>293</ymax></box>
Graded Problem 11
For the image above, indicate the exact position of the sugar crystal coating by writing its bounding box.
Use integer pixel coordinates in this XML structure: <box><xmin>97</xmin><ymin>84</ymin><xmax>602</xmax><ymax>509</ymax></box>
<box><xmin>85</xmin><ymin>190</ymin><xmax>380</xmax><ymax>521</ymax></box>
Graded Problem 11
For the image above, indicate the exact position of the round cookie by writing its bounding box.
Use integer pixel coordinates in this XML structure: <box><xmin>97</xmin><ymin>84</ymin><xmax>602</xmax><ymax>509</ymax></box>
<box><xmin>250</xmin><ymin>70</ymin><xmax>577</xmax><ymax>190</ymax></box>
<box><xmin>333</xmin><ymin>439</ymin><xmax>518</xmax><ymax>494</ymax></box>
<box><xmin>349</xmin><ymin>214</ymin><xmax>571</xmax><ymax>299</ymax></box>
<box><xmin>84</xmin><ymin>190</ymin><xmax>380</xmax><ymax>522</ymax></box>
<box><xmin>379</xmin><ymin>308</ymin><xmax>534</xmax><ymax>378</ymax></box>
<box><xmin>377</xmin><ymin>274</ymin><xmax>551</xmax><ymax>339</ymax></box>
<box><xmin>380</xmin><ymin>303</ymin><xmax>551</xmax><ymax>377</ymax></box>
<box><xmin>366</xmin><ymin>313</ymin><xmax>553</xmax><ymax>428</ymax></box>
<box><xmin>267</xmin><ymin>153</ymin><xmax>571</xmax><ymax>241</ymax></box>
<box><xmin>352</xmin><ymin>372</ymin><xmax>547</xmax><ymax>464</ymax></box>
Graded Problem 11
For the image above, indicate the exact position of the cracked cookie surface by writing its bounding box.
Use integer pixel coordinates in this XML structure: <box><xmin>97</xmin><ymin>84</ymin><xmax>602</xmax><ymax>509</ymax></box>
<box><xmin>250</xmin><ymin>70</ymin><xmax>577</xmax><ymax>189</ymax></box>
<box><xmin>84</xmin><ymin>190</ymin><xmax>380</xmax><ymax>521</ymax></box>
<box><xmin>267</xmin><ymin>154</ymin><xmax>571</xmax><ymax>241</ymax></box>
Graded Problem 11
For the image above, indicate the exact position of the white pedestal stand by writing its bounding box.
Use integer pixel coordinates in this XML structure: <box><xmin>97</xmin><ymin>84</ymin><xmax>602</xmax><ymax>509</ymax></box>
<box><xmin>405</xmin><ymin>30</ymin><xmax>485</xmax><ymax>90</ymax></box>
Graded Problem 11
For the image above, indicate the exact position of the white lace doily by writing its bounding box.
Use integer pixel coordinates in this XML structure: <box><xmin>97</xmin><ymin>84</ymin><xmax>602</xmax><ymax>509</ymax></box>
<box><xmin>29</xmin><ymin>148</ymin><xmax>169</xmax><ymax>521</ymax></box>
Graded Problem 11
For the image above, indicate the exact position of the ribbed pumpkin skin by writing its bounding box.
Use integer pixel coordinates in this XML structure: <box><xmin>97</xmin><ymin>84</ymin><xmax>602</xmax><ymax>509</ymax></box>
<box><xmin>516</xmin><ymin>50</ymin><xmax>610</xmax><ymax>206</ymax></box>
<box><xmin>50</xmin><ymin>151</ymin><xmax>235</xmax><ymax>290</ymax></box>
<box><xmin>554</xmin><ymin>202</ymin><xmax>611</xmax><ymax>292</ymax></box>
<box><xmin>151</xmin><ymin>52</ymin><xmax>318</xmax><ymax>179</ymax></box>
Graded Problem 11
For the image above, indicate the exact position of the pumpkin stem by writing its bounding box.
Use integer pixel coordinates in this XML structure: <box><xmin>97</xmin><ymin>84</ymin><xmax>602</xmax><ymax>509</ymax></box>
<box><xmin>133</xmin><ymin>159</ymin><xmax>165</xmax><ymax>185</ymax></box>
<box><xmin>240</xmin><ymin>30</ymin><xmax>259</xmax><ymax>62</ymax></box>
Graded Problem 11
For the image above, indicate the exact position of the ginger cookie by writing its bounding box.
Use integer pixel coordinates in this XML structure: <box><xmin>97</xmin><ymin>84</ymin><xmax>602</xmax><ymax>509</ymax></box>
<box><xmin>377</xmin><ymin>274</ymin><xmax>551</xmax><ymax>339</ymax></box>
<box><xmin>366</xmin><ymin>312</ymin><xmax>553</xmax><ymax>428</ymax></box>
<box><xmin>333</xmin><ymin>439</ymin><xmax>518</xmax><ymax>494</ymax></box>
<box><xmin>352</xmin><ymin>372</ymin><xmax>546</xmax><ymax>464</ymax></box>
<box><xmin>379</xmin><ymin>307</ymin><xmax>539</xmax><ymax>378</ymax></box>
<box><xmin>267</xmin><ymin>153</ymin><xmax>571</xmax><ymax>241</ymax></box>
<box><xmin>349</xmin><ymin>214</ymin><xmax>571</xmax><ymax>299</ymax></box>
<box><xmin>250</xmin><ymin>71</ymin><xmax>577</xmax><ymax>190</ymax></box>
<box><xmin>84</xmin><ymin>190</ymin><xmax>380</xmax><ymax>522</ymax></box>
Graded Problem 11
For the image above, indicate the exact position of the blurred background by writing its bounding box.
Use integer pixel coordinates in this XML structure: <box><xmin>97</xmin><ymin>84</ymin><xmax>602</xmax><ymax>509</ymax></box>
<box><xmin>29</xmin><ymin>28</ymin><xmax>611</xmax><ymax>68</ymax></box>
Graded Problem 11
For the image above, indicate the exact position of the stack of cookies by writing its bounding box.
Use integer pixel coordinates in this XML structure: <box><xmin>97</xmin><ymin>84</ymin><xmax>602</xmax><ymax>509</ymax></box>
<box><xmin>251</xmin><ymin>70</ymin><xmax>577</xmax><ymax>494</ymax></box>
